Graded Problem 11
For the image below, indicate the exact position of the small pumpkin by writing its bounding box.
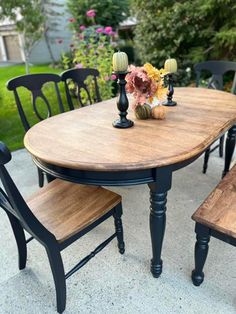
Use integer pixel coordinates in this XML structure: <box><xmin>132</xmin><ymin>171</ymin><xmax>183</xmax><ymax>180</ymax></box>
<box><xmin>151</xmin><ymin>105</ymin><xmax>166</xmax><ymax>120</ymax></box>
<box><xmin>135</xmin><ymin>104</ymin><xmax>152</xmax><ymax>120</ymax></box>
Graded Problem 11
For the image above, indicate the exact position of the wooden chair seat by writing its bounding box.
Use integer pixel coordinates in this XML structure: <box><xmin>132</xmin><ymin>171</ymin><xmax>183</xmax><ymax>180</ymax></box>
<box><xmin>192</xmin><ymin>163</ymin><xmax>236</xmax><ymax>238</ymax></box>
<box><xmin>27</xmin><ymin>179</ymin><xmax>121</xmax><ymax>243</ymax></box>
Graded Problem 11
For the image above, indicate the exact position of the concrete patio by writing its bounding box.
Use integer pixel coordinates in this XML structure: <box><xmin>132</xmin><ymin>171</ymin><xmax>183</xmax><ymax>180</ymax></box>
<box><xmin>0</xmin><ymin>148</ymin><xmax>235</xmax><ymax>313</ymax></box>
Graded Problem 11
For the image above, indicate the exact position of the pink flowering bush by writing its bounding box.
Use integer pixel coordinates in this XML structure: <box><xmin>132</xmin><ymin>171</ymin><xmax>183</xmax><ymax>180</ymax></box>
<box><xmin>67</xmin><ymin>0</ymin><xmax>128</xmax><ymax>30</ymax></box>
<box><xmin>62</xmin><ymin>12</ymin><xmax>117</xmax><ymax>103</ymax></box>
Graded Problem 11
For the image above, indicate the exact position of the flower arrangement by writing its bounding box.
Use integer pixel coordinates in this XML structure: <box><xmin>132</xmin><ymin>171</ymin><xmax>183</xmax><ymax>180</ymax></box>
<box><xmin>126</xmin><ymin>63</ymin><xmax>168</xmax><ymax>119</ymax></box>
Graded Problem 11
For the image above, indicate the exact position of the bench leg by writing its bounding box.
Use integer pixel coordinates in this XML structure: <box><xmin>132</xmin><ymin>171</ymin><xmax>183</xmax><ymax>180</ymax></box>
<box><xmin>222</xmin><ymin>125</ymin><xmax>236</xmax><ymax>177</ymax></box>
<box><xmin>192</xmin><ymin>223</ymin><xmax>210</xmax><ymax>286</ymax></box>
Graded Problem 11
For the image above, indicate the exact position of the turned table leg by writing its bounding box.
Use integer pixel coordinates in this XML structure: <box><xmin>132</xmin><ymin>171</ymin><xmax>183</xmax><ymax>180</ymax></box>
<box><xmin>148</xmin><ymin>169</ymin><xmax>172</xmax><ymax>278</ymax></box>
<box><xmin>222</xmin><ymin>125</ymin><xmax>236</xmax><ymax>177</ymax></box>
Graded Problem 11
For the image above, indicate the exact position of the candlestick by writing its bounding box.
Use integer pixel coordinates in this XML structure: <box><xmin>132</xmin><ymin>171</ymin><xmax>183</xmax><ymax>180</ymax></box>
<box><xmin>113</xmin><ymin>71</ymin><xmax>134</xmax><ymax>128</ymax></box>
<box><xmin>113</xmin><ymin>51</ymin><xmax>128</xmax><ymax>72</ymax></box>
<box><xmin>162</xmin><ymin>74</ymin><xmax>177</xmax><ymax>107</ymax></box>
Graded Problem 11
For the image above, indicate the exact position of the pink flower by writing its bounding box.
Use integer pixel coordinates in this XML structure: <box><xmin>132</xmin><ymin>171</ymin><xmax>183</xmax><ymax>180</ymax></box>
<box><xmin>104</xmin><ymin>26</ymin><xmax>112</xmax><ymax>34</ymax></box>
<box><xmin>111</xmin><ymin>74</ymin><xmax>117</xmax><ymax>80</ymax></box>
<box><xmin>105</xmin><ymin>26</ymin><xmax>112</xmax><ymax>34</ymax></box>
<box><xmin>79</xmin><ymin>25</ymin><xmax>86</xmax><ymax>31</ymax></box>
<box><xmin>75</xmin><ymin>63</ymin><xmax>83</xmax><ymax>69</ymax></box>
<box><xmin>96</xmin><ymin>27</ymin><xmax>103</xmax><ymax>33</ymax></box>
<box><xmin>68</xmin><ymin>18</ymin><xmax>76</xmax><ymax>23</ymax></box>
<box><xmin>57</xmin><ymin>39</ymin><xmax>63</xmax><ymax>44</ymax></box>
<box><xmin>126</xmin><ymin>65</ymin><xmax>158</xmax><ymax>109</ymax></box>
<box><xmin>86</xmin><ymin>9</ymin><xmax>96</xmax><ymax>17</ymax></box>
<box><xmin>104</xmin><ymin>76</ymin><xmax>110</xmax><ymax>81</ymax></box>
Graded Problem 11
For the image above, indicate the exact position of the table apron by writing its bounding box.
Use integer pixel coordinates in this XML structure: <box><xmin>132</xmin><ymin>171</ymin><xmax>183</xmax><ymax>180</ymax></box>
<box><xmin>33</xmin><ymin>153</ymin><xmax>202</xmax><ymax>187</ymax></box>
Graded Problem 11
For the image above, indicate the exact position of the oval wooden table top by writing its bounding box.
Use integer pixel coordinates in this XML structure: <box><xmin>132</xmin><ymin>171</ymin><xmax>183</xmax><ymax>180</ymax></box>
<box><xmin>24</xmin><ymin>87</ymin><xmax>236</xmax><ymax>172</ymax></box>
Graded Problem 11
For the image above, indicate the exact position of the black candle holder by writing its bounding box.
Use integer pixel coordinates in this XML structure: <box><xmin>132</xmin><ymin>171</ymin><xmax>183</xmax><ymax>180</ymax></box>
<box><xmin>162</xmin><ymin>73</ymin><xmax>177</xmax><ymax>107</ymax></box>
<box><xmin>113</xmin><ymin>71</ymin><xmax>134</xmax><ymax>128</ymax></box>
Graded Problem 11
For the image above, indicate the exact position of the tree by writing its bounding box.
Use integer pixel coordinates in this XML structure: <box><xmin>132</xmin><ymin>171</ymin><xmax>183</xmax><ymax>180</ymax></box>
<box><xmin>0</xmin><ymin>0</ymin><xmax>44</xmax><ymax>73</ymax></box>
<box><xmin>131</xmin><ymin>0</ymin><xmax>236</xmax><ymax>83</ymax></box>
<box><xmin>40</xmin><ymin>0</ymin><xmax>63</xmax><ymax>66</ymax></box>
<box><xmin>0</xmin><ymin>0</ymin><xmax>64</xmax><ymax>70</ymax></box>
<box><xmin>67</xmin><ymin>0</ymin><xmax>129</xmax><ymax>31</ymax></box>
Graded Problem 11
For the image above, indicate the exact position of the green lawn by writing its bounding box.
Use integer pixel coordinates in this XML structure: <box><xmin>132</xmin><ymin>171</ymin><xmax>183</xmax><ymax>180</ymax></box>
<box><xmin>0</xmin><ymin>64</ymin><xmax>67</xmax><ymax>151</ymax></box>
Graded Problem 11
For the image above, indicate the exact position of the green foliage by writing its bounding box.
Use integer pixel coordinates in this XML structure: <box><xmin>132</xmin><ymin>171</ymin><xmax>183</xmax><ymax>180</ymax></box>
<box><xmin>131</xmin><ymin>0</ymin><xmax>236</xmax><ymax>85</ymax></box>
<box><xmin>67</xmin><ymin>0</ymin><xmax>129</xmax><ymax>30</ymax></box>
<box><xmin>62</xmin><ymin>26</ymin><xmax>115</xmax><ymax>103</ymax></box>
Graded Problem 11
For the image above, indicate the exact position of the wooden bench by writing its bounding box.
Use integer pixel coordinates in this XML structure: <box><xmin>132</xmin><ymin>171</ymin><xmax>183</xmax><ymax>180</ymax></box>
<box><xmin>191</xmin><ymin>164</ymin><xmax>236</xmax><ymax>286</ymax></box>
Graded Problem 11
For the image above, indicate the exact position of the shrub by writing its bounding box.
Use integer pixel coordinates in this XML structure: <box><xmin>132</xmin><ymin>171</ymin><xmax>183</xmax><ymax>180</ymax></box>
<box><xmin>67</xmin><ymin>0</ymin><xmax>129</xmax><ymax>30</ymax></box>
<box><xmin>131</xmin><ymin>0</ymin><xmax>236</xmax><ymax>85</ymax></box>
<box><xmin>62</xmin><ymin>25</ymin><xmax>116</xmax><ymax>102</ymax></box>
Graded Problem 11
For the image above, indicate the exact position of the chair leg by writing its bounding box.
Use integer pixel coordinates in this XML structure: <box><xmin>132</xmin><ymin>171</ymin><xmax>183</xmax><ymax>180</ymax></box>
<box><xmin>202</xmin><ymin>148</ymin><xmax>210</xmax><ymax>174</ymax></box>
<box><xmin>219</xmin><ymin>135</ymin><xmax>225</xmax><ymax>157</ymax></box>
<box><xmin>191</xmin><ymin>223</ymin><xmax>210</xmax><ymax>286</ymax></box>
<box><xmin>46</xmin><ymin>173</ymin><xmax>55</xmax><ymax>183</ymax></box>
<box><xmin>37</xmin><ymin>167</ymin><xmax>44</xmax><ymax>187</ymax></box>
<box><xmin>46</xmin><ymin>246</ymin><xmax>66</xmax><ymax>313</ymax></box>
<box><xmin>6</xmin><ymin>212</ymin><xmax>27</xmax><ymax>270</ymax></box>
<box><xmin>113</xmin><ymin>203</ymin><xmax>125</xmax><ymax>254</ymax></box>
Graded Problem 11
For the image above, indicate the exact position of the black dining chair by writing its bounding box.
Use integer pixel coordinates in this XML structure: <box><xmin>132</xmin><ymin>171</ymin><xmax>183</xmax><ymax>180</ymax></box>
<box><xmin>194</xmin><ymin>61</ymin><xmax>236</xmax><ymax>173</ymax></box>
<box><xmin>0</xmin><ymin>141</ymin><xmax>125</xmax><ymax>313</ymax></box>
<box><xmin>6</xmin><ymin>73</ymin><xmax>65</xmax><ymax>187</ymax></box>
<box><xmin>61</xmin><ymin>68</ymin><xmax>102</xmax><ymax>109</ymax></box>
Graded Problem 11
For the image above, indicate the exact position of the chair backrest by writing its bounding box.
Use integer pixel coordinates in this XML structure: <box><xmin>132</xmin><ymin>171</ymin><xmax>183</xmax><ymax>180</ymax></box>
<box><xmin>6</xmin><ymin>73</ymin><xmax>65</xmax><ymax>132</ymax></box>
<box><xmin>0</xmin><ymin>142</ymin><xmax>54</xmax><ymax>242</ymax></box>
<box><xmin>61</xmin><ymin>68</ymin><xmax>102</xmax><ymax>110</ymax></box>
<box><xmin>194</xmin><ymin>61</ymin><xmax>236</xmax><ymax>94</ymax></box>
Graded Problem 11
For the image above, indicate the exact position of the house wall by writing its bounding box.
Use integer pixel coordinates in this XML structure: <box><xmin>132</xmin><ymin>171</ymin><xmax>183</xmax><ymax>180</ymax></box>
<box><xmin>29</xmin><ymin>1</ymin><xmax>73</xmax><ymax>64</ymax></box>
<box><xmin>0</xmin><ymin>0</ymin><xmax>73</xmax><ymax>64</ymax></box>
<box><xmin>0</xmin><ymin>22</ymin><xmax>24</xmax><ymax>62</ymax></box>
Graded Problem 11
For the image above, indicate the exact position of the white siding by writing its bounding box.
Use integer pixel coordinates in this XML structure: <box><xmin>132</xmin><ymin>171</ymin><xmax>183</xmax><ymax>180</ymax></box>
<box><xmin>29</xmin><ymin>0</ymin><xmax>73</xmax><ymax>64</ymax></box>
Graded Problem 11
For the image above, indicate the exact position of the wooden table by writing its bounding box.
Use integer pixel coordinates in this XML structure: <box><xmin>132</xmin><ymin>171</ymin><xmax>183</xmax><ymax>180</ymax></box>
<box><xmin>24</xmin><ymin>87</ymin><xmax>236</xmax><ymax>278</ymax></box>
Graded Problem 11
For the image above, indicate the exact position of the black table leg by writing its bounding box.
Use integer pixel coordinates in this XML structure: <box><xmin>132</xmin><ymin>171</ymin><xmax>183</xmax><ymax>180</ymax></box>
<box><xmin>148</xmin><ymin>168</ymin><xmax>172</xmax><ymax>278</ymax></box>
<box><xmin>222</xmin><ymin>125</ymin><xmax>236</xmax><ymax>178</ymax></box>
